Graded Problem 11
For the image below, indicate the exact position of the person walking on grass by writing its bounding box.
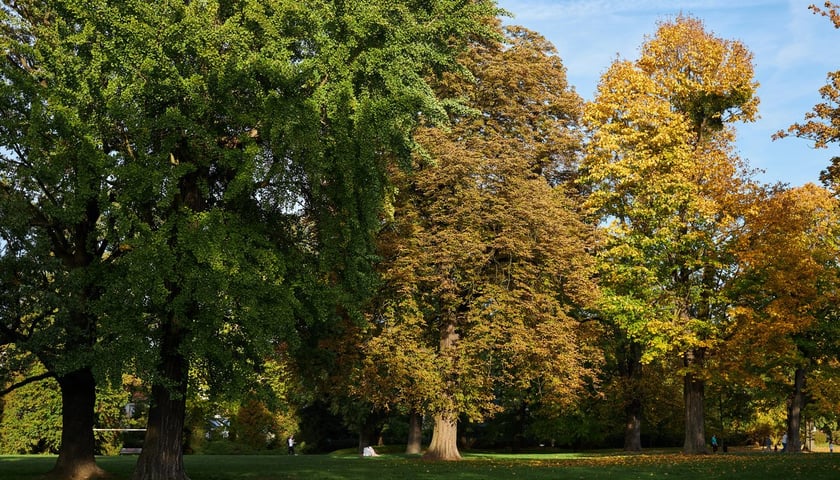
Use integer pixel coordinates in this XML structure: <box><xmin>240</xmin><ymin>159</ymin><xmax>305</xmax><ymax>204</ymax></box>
<box><xmin>287</xmin><ymin>435</ymin><xmax>295</xmax><ymax>455</ymax></box>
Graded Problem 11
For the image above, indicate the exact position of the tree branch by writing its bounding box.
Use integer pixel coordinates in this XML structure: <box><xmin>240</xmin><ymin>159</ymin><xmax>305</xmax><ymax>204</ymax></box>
<box><xmin>0</xmin><ymin>371</ymin><xmax>53</xmax><ymax>397</ymax></box>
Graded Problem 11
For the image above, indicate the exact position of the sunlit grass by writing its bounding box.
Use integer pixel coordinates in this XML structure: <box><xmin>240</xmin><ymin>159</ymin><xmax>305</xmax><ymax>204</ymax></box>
<box><xmin>1</xmin><ymin>450</ymin><xmax>839</xmax><ymax>479</ymax></box>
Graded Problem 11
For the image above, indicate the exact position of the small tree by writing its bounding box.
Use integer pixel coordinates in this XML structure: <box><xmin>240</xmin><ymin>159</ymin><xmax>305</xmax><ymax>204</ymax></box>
<box><xmin>233</xmin><ymin>396</ymin><xmax>279</xmax><ymax>451</ymax></box>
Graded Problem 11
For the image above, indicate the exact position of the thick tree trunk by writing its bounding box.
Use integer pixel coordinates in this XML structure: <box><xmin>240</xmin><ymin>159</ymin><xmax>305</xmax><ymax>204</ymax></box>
<box><xmin>406</xmin><ymin>410</ymin><xmax>423</xmax><ymax>454</ymax></box>
<box><xmin>786</xmin><ymin>366</ymin><xmax>807</xmax><ymax>454</ymax></box>
<box><xmin>423</xmin><ymin>315</ymin><xmax>461</xmax><ymax>461</ymax></box>
<box><xmin>423</xmin><ymin>413</ymin><xmax>461</xmax><ymax>460</ymax></box>
<box><xmin>133</xmin><ymin>322</ymin><xmax>190</xmax><ymax>480</ymax></box>
<box><xmin>683</xmin><ymin>350</ymin><xmax>706</xmax><ymax>454</ymax></box>
<box><xmin>48</xmin><ymin>368</ymin><xmax>107</xmax><ymax>480</ymax></box>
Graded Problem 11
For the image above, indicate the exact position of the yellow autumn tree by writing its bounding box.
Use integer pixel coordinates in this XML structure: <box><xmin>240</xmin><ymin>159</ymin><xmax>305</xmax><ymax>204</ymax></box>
<box><xmin>580</xmin><ymin>15</ymin><xmax>759</xmax><ymax>454</ymax></box>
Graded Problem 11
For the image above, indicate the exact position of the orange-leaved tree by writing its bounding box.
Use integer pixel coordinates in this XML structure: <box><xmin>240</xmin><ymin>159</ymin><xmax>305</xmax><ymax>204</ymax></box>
<box><xmin>580</xmin><ymin>15</ymin><xmax>759</xmax><ymax>454</ymax></box>
<box><xmin>726</xmin><ymin>184</ymin><xmax>840</xmax><ymax>453</ymax></box>
<box><xmin>359</xmin><ymin>24</ymin><xmax>598</xmax><ymax>461</ymax></box>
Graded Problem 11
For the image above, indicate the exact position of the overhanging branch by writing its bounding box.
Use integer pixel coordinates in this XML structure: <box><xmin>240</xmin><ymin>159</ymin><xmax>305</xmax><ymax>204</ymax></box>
<box><xmin>0</xmin><ymin>371</ymin><xmax>53</xmax><ymax>397</ymax></box>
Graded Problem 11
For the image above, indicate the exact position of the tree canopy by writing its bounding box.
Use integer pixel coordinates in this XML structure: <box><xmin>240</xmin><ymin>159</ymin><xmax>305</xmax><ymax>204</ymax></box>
<box><xmin>581</xmin><ymin>15</ymin><xmax>760</xmax><ymax>454</ymax></box>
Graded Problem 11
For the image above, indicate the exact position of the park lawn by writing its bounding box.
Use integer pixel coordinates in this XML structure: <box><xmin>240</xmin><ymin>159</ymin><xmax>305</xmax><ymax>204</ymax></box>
<box><xmin>1</xmin><ymin>451</ymin><xmax>840</xmax><ymax>480</ymax></box>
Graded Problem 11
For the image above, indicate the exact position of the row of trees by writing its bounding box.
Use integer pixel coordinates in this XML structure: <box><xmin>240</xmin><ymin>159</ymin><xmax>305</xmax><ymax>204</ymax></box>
<box><xmin>2</xmin><ymin>0</ymin><xmax>840</xmax><ymax>478</ymax></box>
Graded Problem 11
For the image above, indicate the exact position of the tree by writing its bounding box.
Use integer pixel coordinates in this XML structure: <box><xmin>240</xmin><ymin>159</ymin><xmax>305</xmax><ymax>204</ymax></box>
<box><xmin>0</xmin><ymin>0</ymin><xmax>135</xmax><ymax>475</ymax></box>
<box><xmin>580</xmin><ymin>15</ymin><xmax>759</xmax><ymax>454</ymax></box>
<box><xmin>109</xmin><ymin>1</ymin><xmax>497</xmax><ymax>478</ymax></box>
<box><xmin>771</xmin><ymin>2</ymin><xmax>840</xmax><ymax>452</ymax></box>
<box><xmin>726</xmin><ymin>184</ymin><xmax>840</xmax><ymax>453</ymax></box>
<box><xmin>0</xmin><ymin>361</ymin><xmax>62</xmax><ymax>454</ymax></box>
<box><xmin>2</xmin><ymin>1</ymin><xmax>498</xmax><ymax>478</ymax></box>
<box><xmin>359</xmin><ymin>25</ymin><xmax>597</xmax><ymax>461</ymax></box>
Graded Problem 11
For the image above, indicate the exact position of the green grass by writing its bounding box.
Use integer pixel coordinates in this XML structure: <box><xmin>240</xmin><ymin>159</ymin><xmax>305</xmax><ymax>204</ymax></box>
<box><xmin>2</xmin><ymin>450</ymin><xmax>840</xmax><ymax>480</ymax></box>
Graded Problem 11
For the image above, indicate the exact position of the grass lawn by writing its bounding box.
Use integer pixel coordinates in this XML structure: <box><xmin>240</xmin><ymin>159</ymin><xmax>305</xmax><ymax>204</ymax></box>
<box><xmin>1</xmin><ymin>450</ymin><xmax>840</xmax><ymax>480</ymax></box>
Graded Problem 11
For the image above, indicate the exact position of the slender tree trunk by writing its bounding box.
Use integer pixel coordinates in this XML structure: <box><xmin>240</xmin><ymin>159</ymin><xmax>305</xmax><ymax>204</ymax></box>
<box><xmin>48</xmin><ymin>367</ymin><xmax>106</xmax><ymax>480</ymax></box>
<box><xmin>622</xmin><ymin>341</ymin><xmax>643</xmax><ymax>452</ymax></box>
<box><xmin>683</xmin><ymin>349</ymin><xmax>706</xmax><ymax>454</ymax></box>
<box><xmin>357</xmin><ymin>423</ymin><xmax>378</xmax><ymax>455</ymax></box>
<box><xmin>786</xmin><ymin>366</ymin><xmax>807</xmax><ymax>454</ymax></box>
<box><xmin>133</xmin><ymin>320</ymin><xmax>190</xmax><ymax>480</ymax></box>
<box><xmin>423</xmin><ymin>413</ymin><xmax>461</xmax><ymax>460</ymax></box>
<box><xmin>406</xmin><ymin>410</ymin><xmax>423</xmax><ymax>454</ymax></box>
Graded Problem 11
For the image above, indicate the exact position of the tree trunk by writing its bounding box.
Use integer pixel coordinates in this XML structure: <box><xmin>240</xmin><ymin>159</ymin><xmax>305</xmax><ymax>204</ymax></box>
<box><xmin>48</xmin><ymin>367</ymin><xmax>107</xmax><ymax>480</ymax></box>
<box><xmin>133</xmin><ymin>321</ymin><xmax>190</xmax><ymax>480</ymax></box>
<box><xmin>423</xmin><ymin>413</ymin><xmax>461</xmax><ymax>460</ymax></box>
<box><xmin>423</xmin><ymin>314</ymin><xmax>461</xmax><ymax>461</ymax></box>
<box><xmin>683</xmin><ymin>350</ymin><xmax>706</xmax><ymax>454</ymax></box>
<box><xmin>357</xmin><ymin>424</ymin><xmax>379</xmax><ymax>454</ymax></box>
<box><xmin>624</xmin><ymin>397</ymin><xmax>642</xmax><ymax>452</ymax></box>
<box><xmin>622</xmin><ymin>341</ymin><xmax>643</xmax><ymax>452</ymax></box>
<box><xmin>786</xmin><ymin>366</ymin><xmax>807</xmax><ymax>454</ymax></box>
<box><xmin>406</xmin><ymin>410</ymin><xmax>423</xmax><ymax>454</ymax></box>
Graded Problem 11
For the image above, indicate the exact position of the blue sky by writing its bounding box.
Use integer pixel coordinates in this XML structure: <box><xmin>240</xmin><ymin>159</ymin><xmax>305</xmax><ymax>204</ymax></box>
<box><xmin>496</xmin><ymin>0</ymin><xmax>838</xmax><ymax>186</ymax></box>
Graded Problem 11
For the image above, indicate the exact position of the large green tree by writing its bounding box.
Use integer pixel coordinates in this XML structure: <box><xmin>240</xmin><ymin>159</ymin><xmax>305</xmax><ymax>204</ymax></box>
<box><xmin>359</xmin><ymin>24</ymin><xmax>597</xmax><ymax>461</ymax></box>
<box><xmin>580</xmin><ymin>15</ymin><xmax>759</xmax><ymax>454</ymax></box>
<box><xmin>0</xmin><ymin>1</ymin><xmax>497</xmax><ymax>478</ymax></box>
<box><xmin>0</xmin><ymin>0</ymin><xmax>132</xmax><ymax>476</ymax></box>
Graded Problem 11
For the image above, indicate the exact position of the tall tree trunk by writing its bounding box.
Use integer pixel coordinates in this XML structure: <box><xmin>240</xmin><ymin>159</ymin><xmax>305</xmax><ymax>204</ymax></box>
<box><xmin>133</xmin><ymin>320</ymin><xmax>189</xmax><ymax>480</ymax></box>
<box><xmin>423</xmin><ymin>413</ymin><xmax>461</xmax><ymax>460</ymax></box>
<box><xmin>622</xmin><ymin>341</ymin><xmax>643</xmax><ymax>452</ymax></box>
<box><xmin>406</xmin><ymin>410</ymin><xmax>423</xmax><ymax>454</ymax></box>
<box><xmin>48</xmin><ymin>367</ymin><xmax>106</xmax><ymax>480</ymax></box>
<box><xmin>786</xmin><ymin>366</ymin><xmax>807</xmax><ymax>454</ymax></box>
<box><xmin>683</xmin><ymin>349</ymin><xmax>706</xmax><ymax>454</ymax></box>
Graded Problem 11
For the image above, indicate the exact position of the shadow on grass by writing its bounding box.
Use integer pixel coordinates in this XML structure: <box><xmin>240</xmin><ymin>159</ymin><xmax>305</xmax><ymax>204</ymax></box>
<box><xmin>1</xmin><ymin>450</ymin><xmax>839</xmax><ymax>480</ymax></box>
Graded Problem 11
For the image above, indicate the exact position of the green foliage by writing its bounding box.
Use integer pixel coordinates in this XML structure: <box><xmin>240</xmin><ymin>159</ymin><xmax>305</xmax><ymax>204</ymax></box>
<box><xmin>1</xmin><ymin>3</ymin><xmax>500</xmax><ymax>473</ymax></box>
<box><xmin>0</xmin><ymin>375</ymin><xmax>61</xmax><ymax>454</ymax></box>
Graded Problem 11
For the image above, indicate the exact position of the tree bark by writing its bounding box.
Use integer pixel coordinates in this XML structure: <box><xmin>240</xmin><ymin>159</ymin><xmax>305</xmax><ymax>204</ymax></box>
<box><xmin>406</xmin><ymin>410</ymin><xmax>423</xmax><ymax>454</ymax></box>
<box><xmin>48</xmin><ymin>367</ymin><xmax>107</xmax><ymax>480</ymax></box>
<box><xmin>786</xmin><ymin>366</ymin><xmax>807</xmax><ymax>454</ymax></box>
<box><xmin>423</xmin><ymin>413</ymin><xmax>461</xmax><ymax>461</ymax></box>
<box><xmin>683</xmin><ymin>350</ymin><xmax>706</xmax><ymax>454</ymax></box>
<box><xmin>133</xmin><ymin>320</ymin><xmax>190</xmax><ymax>480</ymax></box>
